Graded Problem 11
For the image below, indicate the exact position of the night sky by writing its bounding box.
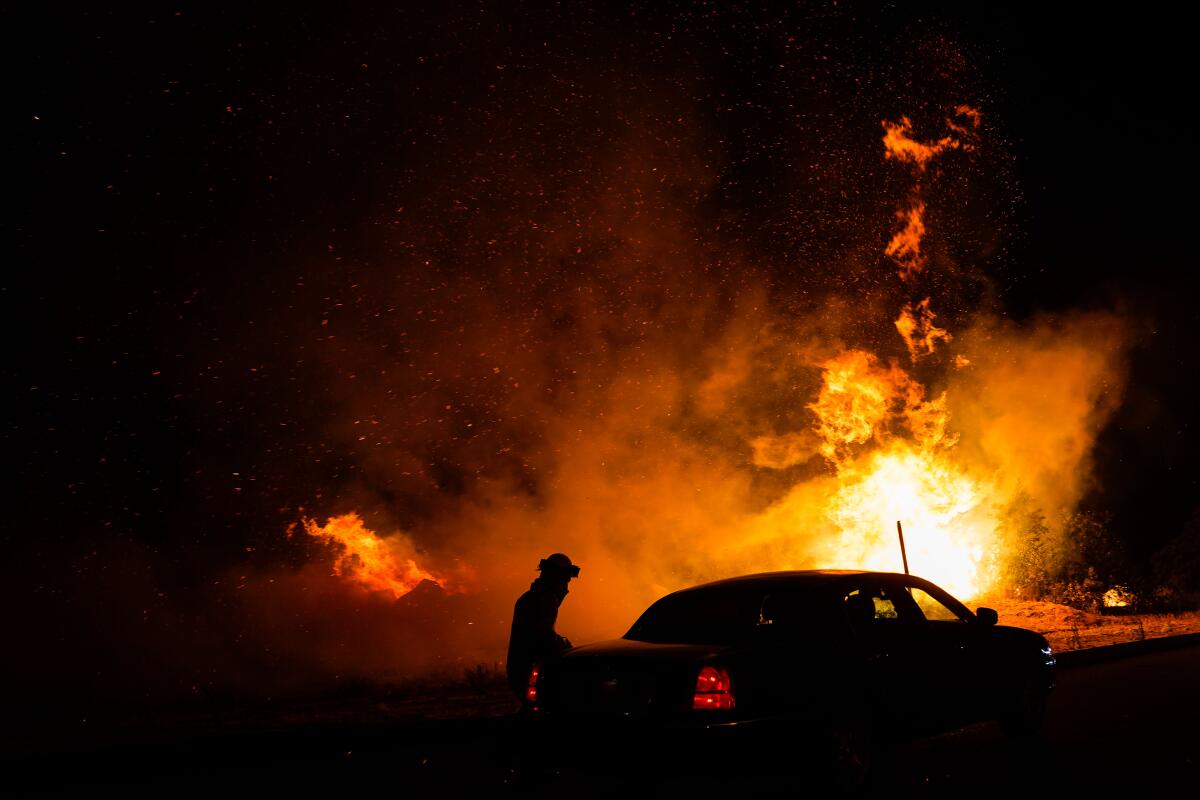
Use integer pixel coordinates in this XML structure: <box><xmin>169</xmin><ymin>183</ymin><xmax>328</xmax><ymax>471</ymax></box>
<box><xmin>8</xmin><ymin>3</ymin><xmax>1198</xmax><ymax>707</ymax></box>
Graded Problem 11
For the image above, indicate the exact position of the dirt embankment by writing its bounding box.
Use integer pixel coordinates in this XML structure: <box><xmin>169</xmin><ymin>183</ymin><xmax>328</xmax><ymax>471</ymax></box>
<box><xmin>973</xmin><ymin>597</ymin><xmax>1200</xmax><ymax>652</ymax></box>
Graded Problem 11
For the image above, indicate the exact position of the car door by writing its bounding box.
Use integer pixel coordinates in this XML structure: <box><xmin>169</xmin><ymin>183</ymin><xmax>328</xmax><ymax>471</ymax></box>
<box><xmin>743</xmin><ymin>584</ymin><xmax>855</xmax><ymax>720</ymax></box>
<box><xmin>840</xmin><ymin>578</ymin><xmax>935</xmax><ymax>733</ymax></box>
<box><xmin>902</xmin><ymin>575</ymin><xmax>998</xmax><ymax>724</ymax></box>
<box><xmin>895</xmin><ymin>577</ymin><xmax>982</xmax><ymax>728</ymax></box>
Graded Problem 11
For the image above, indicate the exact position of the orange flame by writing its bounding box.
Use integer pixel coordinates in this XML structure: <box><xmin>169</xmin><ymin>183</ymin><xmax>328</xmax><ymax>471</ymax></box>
<box><xmin>882</xmin><ymin>107</ymin><xmax>981</xmax><ymax>169</ymax></box>
<box><xmin>806</xmin><ymin>106</ymin><xmax>998</xmax><ymax>597</ymax></box>
<box><xmin>804</xmin><ymin>351</ymin><xmax>999</xmax><ymax>597</ymax></box>
<box><xmin>885</xmin><ymin>201</ymin><xmax>929</xmax><ymax>278</ymax></box>
<box><xmin>823</xmin><ymin>443</ymin><xmax>997</xmax><ymax>599</ymax></box>
<box><xmin>300</xmin><ymin>512</ymin><xmax>443</xmax><ymax>598</ymax></box>
<box><xmin>882</xmin><ymin>107</ymin><xmax>981</xmax><ymax>279</ymax></box>
<box><xmin>882</xmin><ymin>117</ymin><xmax>959</xmax><ymax>171</ymax></box>
<box><xmin>895</xmin><ymin>297</ymin><xmax>952</xmax><ymax>361</ymax></box>
<box><xmin>947</xmin><ymin>104</ymin><xmax>983</xmax><ymax>137</ymax></box>
<box><xmin>808</xmin><ymin>350</ymin><xmax>913</xmax><ymax>463</ymax></box>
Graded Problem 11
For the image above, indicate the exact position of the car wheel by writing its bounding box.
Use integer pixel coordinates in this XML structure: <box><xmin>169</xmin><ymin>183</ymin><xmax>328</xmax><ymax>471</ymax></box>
<box><xmin>999</xmin><ymin>674</ymin><xmax>1047</xmax><ymax>738</ymax></box>
<box><xmin>826</xmin><ymin>711</ymin><xmax>875</xmax><ymax>794</ymax></box>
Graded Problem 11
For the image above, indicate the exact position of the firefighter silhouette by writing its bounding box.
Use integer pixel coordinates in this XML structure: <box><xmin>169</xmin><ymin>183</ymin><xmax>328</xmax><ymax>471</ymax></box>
<box><xmin>506</xmin><ymin>553</ymin><xmax>580</xmax><ymax>707</ymax></box>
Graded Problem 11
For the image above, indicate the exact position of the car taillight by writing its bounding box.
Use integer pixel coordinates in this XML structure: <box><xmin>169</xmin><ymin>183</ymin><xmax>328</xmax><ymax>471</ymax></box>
<box><xmin>692</xmin><ymin>666</ymin><xmax>735</xmax><ymax>711</ymax></box>
<box><xmin>526</xmin><ymin>664</ymin><xmax>540</xmax><ymax>706</ymax></box>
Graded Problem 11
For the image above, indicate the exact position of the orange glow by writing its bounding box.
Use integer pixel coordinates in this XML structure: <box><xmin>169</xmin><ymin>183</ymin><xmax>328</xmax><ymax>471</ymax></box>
<box><xmin>896</xmin><ymin>297</ymin><xmax>952</xmax><ymax>360</ymax></box>
<box><xmin>822</xmin><ymin>443</ymin><xmax>996</xmax><ymax>598</ymax></box>
<box><xmin>300</xmin><ymin>512</ymin><xmax>444</xmax><ymax>598</ymax></box>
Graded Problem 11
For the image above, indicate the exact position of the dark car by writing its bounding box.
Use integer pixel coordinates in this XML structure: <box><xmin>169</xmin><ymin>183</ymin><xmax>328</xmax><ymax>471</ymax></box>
<box><xmin>530</xmin><ymin>570</ymin><xmax>1055</xmax><ymax>788</ymax></box>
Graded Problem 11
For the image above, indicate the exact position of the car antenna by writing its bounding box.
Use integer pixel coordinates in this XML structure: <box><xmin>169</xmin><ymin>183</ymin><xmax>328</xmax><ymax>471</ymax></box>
<box><xmin>896</xmin><ymin>520</ymin><xmax>910</xmax><ymax>575</ymax></box>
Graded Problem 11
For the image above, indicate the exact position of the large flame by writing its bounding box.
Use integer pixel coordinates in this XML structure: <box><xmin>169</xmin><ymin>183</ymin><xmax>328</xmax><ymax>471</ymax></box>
<box><xmin>798</xmin><ymin>348</ymin><xmax>998</xmax><ymax>597</ymax></box>
<box><xmin>827</xmin><ymin>447</ymin><xmax>993</xmax><ymax>598</ymax></box>
<box><xmin>800</xmin><ymin>106</ymin><xmax>995</xmax><ymax>597</ymax></box>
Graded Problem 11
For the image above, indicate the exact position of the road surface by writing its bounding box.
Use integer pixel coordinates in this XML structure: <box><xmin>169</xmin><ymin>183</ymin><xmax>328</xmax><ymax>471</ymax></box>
<box><xmin>12</xmin><ymin>641</ymin><xmax>1199</xmax><ymax>794</ymax></box>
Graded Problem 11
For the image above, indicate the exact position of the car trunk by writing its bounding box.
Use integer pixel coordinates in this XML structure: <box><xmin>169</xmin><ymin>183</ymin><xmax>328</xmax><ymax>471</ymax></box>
<box><xmin>539</xmin><ymin>638</ymin><xmax>730</xmax><ymax>716</ymax></box>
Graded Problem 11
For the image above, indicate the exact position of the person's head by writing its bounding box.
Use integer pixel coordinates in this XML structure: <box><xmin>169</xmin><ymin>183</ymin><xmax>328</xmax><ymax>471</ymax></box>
<box><xmin>537</xmin><ymin>552</ymin><xmax>580</xmax><ymax>588</ymax></box>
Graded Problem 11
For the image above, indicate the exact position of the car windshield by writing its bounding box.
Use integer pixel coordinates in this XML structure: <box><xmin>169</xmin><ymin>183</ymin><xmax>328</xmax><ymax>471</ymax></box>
<box><xmin>624</xmin><ymin>582</ymin><xmax>825</xmax><ymax>645</ymax></box>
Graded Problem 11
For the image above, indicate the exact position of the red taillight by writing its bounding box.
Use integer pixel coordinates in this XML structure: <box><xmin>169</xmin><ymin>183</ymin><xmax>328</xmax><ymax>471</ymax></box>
<box><xmin>692</xmin><ymin>666</ymin><xmax>735</xmax><ymax>711</ymax></box>
<box><xmin>526</xmin><ymin>664</ymin><xmax>540</xmax><ymax>706</ymax></box>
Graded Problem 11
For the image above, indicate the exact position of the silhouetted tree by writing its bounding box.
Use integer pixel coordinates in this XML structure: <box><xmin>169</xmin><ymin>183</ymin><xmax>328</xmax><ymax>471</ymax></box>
<box><xmin>1151</xmin><ymin>506</ymin><xmax>1200</xmax><ymax>611</ymax></box>
<box><xmin>1001</xmin><ymin>496</ymin><xmax>1054</xmax><ymax>600</ymax></box>
<box><xmin>1047</xmin><ymin>512</ymin><xmax>1124</xmax><ymax>611</ymax></box>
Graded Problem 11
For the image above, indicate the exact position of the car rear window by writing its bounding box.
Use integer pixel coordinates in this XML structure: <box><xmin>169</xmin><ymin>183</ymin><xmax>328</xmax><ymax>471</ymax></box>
<box><xmin>624</xmin><ymin>586</ymin><xmax>759</xmax><ymax>645</ymax></box>
<box><xmin>623</xmin><ymin>582</ymin><xmax>835</xmax><ymax>645</ymax></box>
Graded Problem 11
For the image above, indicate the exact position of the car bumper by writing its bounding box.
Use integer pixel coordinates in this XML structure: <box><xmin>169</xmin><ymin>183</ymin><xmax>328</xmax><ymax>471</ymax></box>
<box><xmin>524</xmin><ymin>710</ymin><xmax>826</xmax><ymax>774</ymax></box>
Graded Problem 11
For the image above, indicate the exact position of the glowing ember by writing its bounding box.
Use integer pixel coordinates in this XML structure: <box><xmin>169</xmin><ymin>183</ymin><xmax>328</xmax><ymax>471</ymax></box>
<box><xmin>299</xmin><ymin>512</ymin><xmax>443</xmax><ymax>598</ymax></box>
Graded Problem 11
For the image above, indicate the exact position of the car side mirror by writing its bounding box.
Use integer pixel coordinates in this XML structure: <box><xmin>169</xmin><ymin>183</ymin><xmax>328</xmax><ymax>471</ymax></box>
<box><xmin>976</xmin><ymin>607</ymin><xmax>998</xmax><ymax>627</ymax></box>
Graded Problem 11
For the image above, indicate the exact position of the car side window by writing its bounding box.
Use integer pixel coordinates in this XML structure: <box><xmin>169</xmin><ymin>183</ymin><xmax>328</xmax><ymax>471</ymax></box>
<box><xmin>872</xmin><ymin>594</ymin><xmax>898</xmax><ymax>619</ymax></box>
<box><xmin>757</xmin><ymin>588</ymin><xmax>853</xmax><ymax>644</ymax></box>
<box><xmin>879</xmin><ymin>584</ymin><xmax>923</xmax><ymax>623</ymax></box>
<box><xmin>844</xmin><ymin>584</ymin><xmax>923</xmax><ymax>630</ymax></box>
<box><xmin>908</xmin><ymin>586</ymin><xmax>968</xmax><ymax>622</ymax></box>
<box><xmin>626</xmin><ymin>587</ymin><xmax>754</xmax><ymax>644</ymax></box>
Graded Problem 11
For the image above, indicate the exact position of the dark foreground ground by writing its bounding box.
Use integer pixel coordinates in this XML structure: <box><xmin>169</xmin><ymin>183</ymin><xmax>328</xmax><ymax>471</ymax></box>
<box><xmin>9</xmin><ymin>639</ymin><xmax>1199</xmax><ymax>795</ymax></box>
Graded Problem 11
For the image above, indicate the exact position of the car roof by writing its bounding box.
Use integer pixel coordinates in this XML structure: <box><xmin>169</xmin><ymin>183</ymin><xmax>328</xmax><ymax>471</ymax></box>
<box><xmin>671</xmin><ymin>569</ymin><xmax>916</xmax><ymax>595</ymax></box>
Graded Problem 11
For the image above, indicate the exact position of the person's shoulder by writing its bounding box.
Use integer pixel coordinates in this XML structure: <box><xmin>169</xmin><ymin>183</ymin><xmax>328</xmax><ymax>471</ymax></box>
<box><xmin>515</xmin><ymin>585</ymin><xmax>556</xmax><ymax>607</ymax></box>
